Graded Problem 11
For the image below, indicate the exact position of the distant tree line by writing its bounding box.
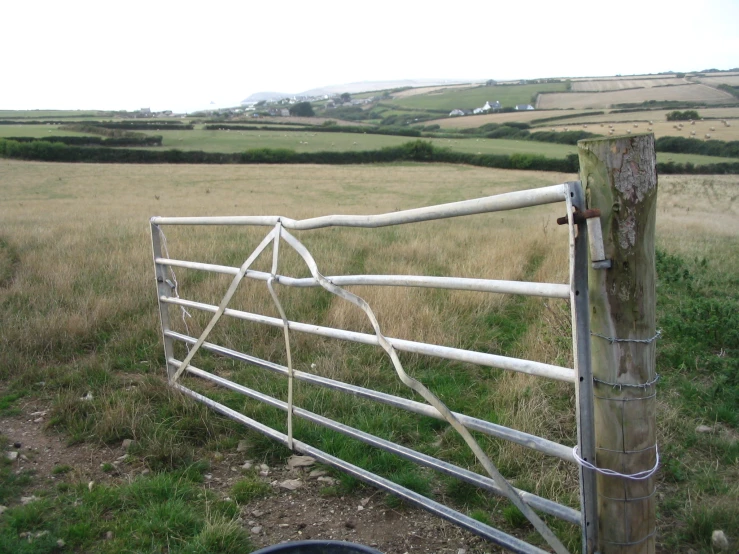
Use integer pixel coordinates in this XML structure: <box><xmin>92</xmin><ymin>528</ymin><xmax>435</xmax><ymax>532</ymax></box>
<box><xmin>2</xmin><ymin>138</ymin><xmax>737</xmax><ymax>174</ymax></box>
<box><xmin>4</xmin><ymin>135</ymin><xmax>162</xmax><ymax>147</ymax></box>
<box><xmin>666</xmin><ymin>110</ymin><xmax>701</xmax><ymax>121</ymax></box>
<box><xmin>655</xmin><ymin>136</ymin><xmax>739</xmax><ymax>158</ymax></box>
<box><xmin>203</xmin><ymin>123</ymin><xmax>422</xmax><ymax>137</ymax></box>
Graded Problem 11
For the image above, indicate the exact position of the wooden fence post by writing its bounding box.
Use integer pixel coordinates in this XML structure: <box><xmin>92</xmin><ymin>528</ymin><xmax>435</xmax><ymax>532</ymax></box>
<box><xmin>577</xmin><ymin>134</ymin><xmax>658</xmax><ymax>554</ymax></box>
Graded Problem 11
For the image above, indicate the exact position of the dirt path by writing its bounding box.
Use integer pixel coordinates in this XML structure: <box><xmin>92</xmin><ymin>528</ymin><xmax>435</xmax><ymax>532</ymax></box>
<box><xmin>2</xmin><ymin>398</ymin><xmax>505</xmax><ymax>554</ymax></box>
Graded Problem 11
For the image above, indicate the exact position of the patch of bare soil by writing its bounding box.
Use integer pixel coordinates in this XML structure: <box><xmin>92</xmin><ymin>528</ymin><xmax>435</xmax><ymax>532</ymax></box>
<box><xmin>2</xmin><ymin>399</ymin><xmax>505</xmax><ymax>553</ymax></box>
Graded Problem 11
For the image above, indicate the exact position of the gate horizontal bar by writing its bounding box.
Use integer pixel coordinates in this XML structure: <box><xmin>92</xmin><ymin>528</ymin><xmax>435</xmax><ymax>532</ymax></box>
<box><xmin>174</xmin><ymin>382</ymin><xmax>552</xmax><ymax>554</ymax></box>
<box><xmin>166</xmin><ymin>330</ymin><xmax>575</xmax><ymax>462</ymax></box>
<box><xmin>178</xmin><ymin>360</ymin><xmax>581</xmax><ymax>525</ymax></box>
<box><xmin>161</xmin><ymin>296</ymin><xmax>575</xmax><ymax>383</ymax></box>
<box><xmin>155</xmin><ymin>258</ymin><xmax>570</xmax><ymax>299</ymax></box>
<box><xmin>151</xmin><ymin>184</ymin><xmax>567</xmax><ymax>229</ymax></box>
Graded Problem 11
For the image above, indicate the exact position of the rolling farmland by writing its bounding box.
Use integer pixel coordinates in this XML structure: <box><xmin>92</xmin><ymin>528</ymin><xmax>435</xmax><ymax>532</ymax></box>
<box><xmin>390</xmin><ymin>83</ymin><xmax>567</xmax><ymax>111</ymax></box>
<box><xmin>570</xmin><ymin>77</ymin><xmax>685</xmax><ymax>91</ymax></box>
<box><xmin>537</xmin><ymin>84</ymin><xmax>735</xmax><ymax>109</ymax></box>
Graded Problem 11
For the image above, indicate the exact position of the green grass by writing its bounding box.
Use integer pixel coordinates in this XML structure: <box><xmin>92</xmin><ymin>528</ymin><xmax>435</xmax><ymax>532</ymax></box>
<box><xmin>0</xmin><ymin>469</ymin><xmax>251</xmax><ymax>553</ymax></box>
<box><xmin>0</xmin><ymin>124</ymin><xmax>96</xmax><ymax>138</ymax></box>
<box><xmin>390</xmin><ymin>83</ymin><xmax>568</xmax><ymax>111</ymax></box>
<box><xmin>0</xmin><ymin>110</ymin><xmax>113</xmax><ymax>119</ymax></box>
<box><xmin>230</xmin><ymin>476</ymin><xmax>272</xmax><ymax>504</ymax></box>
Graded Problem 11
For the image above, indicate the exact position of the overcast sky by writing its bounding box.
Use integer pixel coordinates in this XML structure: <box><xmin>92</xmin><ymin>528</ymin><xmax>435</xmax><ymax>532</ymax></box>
<box><xmin>3</xmin><ymin>0</ymin><xmax>737</xmax><ymax>113</ymax></box>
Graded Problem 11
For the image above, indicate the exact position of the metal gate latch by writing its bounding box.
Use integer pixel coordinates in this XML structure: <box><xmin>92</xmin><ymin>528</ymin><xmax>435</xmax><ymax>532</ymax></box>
<box><xmin>557</xmin><ymin>208</ymin><xmax>612</xmax><ymax>269</ymax></box>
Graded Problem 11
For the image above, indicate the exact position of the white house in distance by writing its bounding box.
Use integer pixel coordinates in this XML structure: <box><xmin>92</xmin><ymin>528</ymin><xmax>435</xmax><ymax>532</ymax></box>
<box><xmin>473</xmin><ymin>100</ymin><xmax>502</xmax><ymax>114</ymax></box>
<box><xmin>515</xmin><ymin>104</ymin><xmax>535</xmax><ymax>110</ymax></box>
<box><xmin>449</xmin><ymin>109</ymin><xmax>466</xmax><ymax>116</ymax></box>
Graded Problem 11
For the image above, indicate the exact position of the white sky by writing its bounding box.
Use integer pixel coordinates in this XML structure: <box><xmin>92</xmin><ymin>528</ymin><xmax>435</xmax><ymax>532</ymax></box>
<box><xmin>3</xmin><ymin>0</ymin><xmax>738</xmax><ymax>113</ymax></box>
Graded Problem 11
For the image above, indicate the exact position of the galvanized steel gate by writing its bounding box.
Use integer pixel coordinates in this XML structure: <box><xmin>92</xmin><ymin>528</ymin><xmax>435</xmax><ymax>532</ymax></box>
<box><xmin>150</xmin><ymin>181</ymin><xmax>598</xmax><ymax>554</ymax></box>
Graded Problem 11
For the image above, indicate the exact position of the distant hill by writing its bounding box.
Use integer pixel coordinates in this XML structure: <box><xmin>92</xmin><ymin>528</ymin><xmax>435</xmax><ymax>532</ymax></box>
<box><xmin>241</xmin><ymin>91</ymin><xmax>292</xmax><ymax>103</ymax></box>
<box><xmin>242</xmin><ymin>79</ymin><xmax>482</xmax><ymax>104</ymax></box>
<box><xmin>299</xmin><ymin>79</ymin><xmax>480</xmax><ymax>97</ymax></box>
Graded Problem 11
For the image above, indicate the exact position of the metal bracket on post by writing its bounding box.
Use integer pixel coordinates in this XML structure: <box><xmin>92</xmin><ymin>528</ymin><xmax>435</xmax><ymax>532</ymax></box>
<box><xmin>557</xmin><ymin>209</ymin><xmax>611</xmax><ymax>270</ymax></box>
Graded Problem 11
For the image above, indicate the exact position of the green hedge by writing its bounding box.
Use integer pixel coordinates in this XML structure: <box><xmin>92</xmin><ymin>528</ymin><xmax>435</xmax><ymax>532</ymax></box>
<box><xmin>0</xmin><ymin>138</ymin><xmax>574</xmax><ymax>171</ymax></box>
<box><xmin>655</xmin><ymin>136</ymin><xmax>739</xmax><ymax>158</ymax></box>
<box><xmin>203</xmin><ymin>123</ymin><xmax>421</xmax><ymax>137</ymax></box>
<box><xmin>2</xmin><ymin>138</ymin><xmax>736</xmax><ymax>174</ymax></box>
<box><xmin>5</xmin><ymin>135</ymin><xmax>162</xmax><ymax>147</ymax></box>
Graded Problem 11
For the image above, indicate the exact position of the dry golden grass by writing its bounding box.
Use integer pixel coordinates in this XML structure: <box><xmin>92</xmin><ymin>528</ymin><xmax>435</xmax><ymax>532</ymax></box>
<box><xmin>570</xmin><ymin>78</ymin><xmax>685</xmax><ymax>92</ymax></box>
<box><xmin>538</xmin><ymin>84</ymin><xmax>734</xmax><ymax>109</ymax></box>
<box><xmin>697</xmin><ymin>75</ymin><xmax>739</xmax><ymax>86</ymax></box>
<box><xmin>547</xmin><ymin>118</ymin><xmax>739</xmax><ymax>142</ymax></box>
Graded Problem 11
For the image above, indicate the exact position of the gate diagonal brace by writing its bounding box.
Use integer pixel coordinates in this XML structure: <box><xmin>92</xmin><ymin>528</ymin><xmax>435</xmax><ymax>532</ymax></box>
<box><xmin>276</xmin><ymin>227</ymin><xmax>570</xmax><ymax>554</ymax></box>
<box><xmin>170</xmin><ymin>228</ymin><xmax>277</xmax><ymax>383</ymax></box>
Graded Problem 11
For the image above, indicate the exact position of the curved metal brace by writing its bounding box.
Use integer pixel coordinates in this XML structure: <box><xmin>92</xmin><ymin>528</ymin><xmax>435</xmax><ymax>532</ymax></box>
<box><xmin>277</xmin><ymin>227</ymin><xmax>569</xmax><ymax>554</ymax></box>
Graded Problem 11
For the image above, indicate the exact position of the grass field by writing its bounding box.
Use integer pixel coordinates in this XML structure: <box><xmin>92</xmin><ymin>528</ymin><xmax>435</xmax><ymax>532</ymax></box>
<box><xmin>548</xmin><ymin>120</ymin><xmax>739</xmax><ymax>143</ymax></box>
<box><xmin>0</xmin><ymin>159</ymin><xmax>737</xmax><ymax>552</ymax></box>
<box><xmin>425</xmin><ymin>110</ymin><xmax>594</xmax><ymax>129</ymax></box>
<box><xmin>538</xmin><ymin>84</ymin><xmax>735</xmax><ymax>109</ymax></box>
<box><xmin>0</xmin><ymin>110</ymin><xmax>114</xmax><ymax>119</ymax></box>
<box><xmin>391</xmin><ymin>83</ymin><xmax>568</xmax><ymax>111</ymax></box>
<box><xmin>527</xmin><ymin>107</ymin><xmax>739</xmax><ymax>126</ymax></box>
<box><xmin>696</xmin><ymin>75</ymin><xmax>739</xmax><ymax>86</ymax></box>
<box><xmin>570</xmin><ymin>78</ymin><xmax>685</xmax><ymax>92</ymax></box>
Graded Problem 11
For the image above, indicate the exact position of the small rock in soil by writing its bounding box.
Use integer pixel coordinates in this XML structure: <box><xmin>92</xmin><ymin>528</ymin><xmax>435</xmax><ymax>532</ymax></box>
<box><xmin>13</xmin><ymin>442</ymin><xmax>21</xmax><ymax>449</ymax></box>
<box><xmin>696</xmin><ymin>425</ymin><xmax>714</xmax><ymax>434</ymax></box>
<box><xmin>121</xmin><ymin>439</ymin><xmax>134</xmax><ymax>450</ymax></box>
<box><xmin>308</xmin><ymin>469</ymin><xmax>328</xmax><ymax>479</ymax></box>
<box><xmin>242</xmin><ymin>461</ymin><xmax>253</xmax><ymax>470</ymax></box>
<box><xmin>259</xmin><ymin>463</ymin><xmax>269</xmax><ymax>472</ymax></box>
<box><xmin>287</xmin><ymin>455</ymin><xmax>315</xmax><ymax>468</ymax></box>
<box><xmin>237</xmin><ymin>440</ymin><xmax>249</xmax><ymax>452</ymax></box>
<box><xmin>712</xmin><ymin>530</ymin><xmax>729</xmax><ymax>550</ymax></box>
<box><xmin>344</xmin><ymin>520</ymin><xmax>356</xmax><ymax>529</ymax></box>
<box><xmin>88</xmin><ymin>481</ymin><xmax>94</xmax><ymax>491</ymax></box>
<box><xmin>5</xmin><ymin>451</ymin><xmax>18</xmax><ymax>462</ymax></box>
<box><xmin>278</xmin><ymin>479</ymin><xmax>303</xmax><ymax>491</ymax></box>
<box><xmin>105</xmin><ymin>531</ymin><xmax>114</xmax><ymax>540</ymax></box>
<box><xmin>251</xmin><ymin>526</ymin><xmax>263</xmax><ymax>534</ymax></box>
<box><xmin>20</xmin><ymin>496</ymin><xmax>38</xmax><ymax>505</ymax></box>
<box><xmin>317</xmin><ymin>476</ymin><xmax>337</xmax><ymax>485</ymax></box>
<box><xmin>251</xmin><ymin>510</ymin><xmax>264</xmax><ymax>518</ymax></box>
<box><xmin>57</xmin><ymin>539</ymin><xmax>65</xmax><ymax>547</ymax></box>
<box><xmin>0</xmin><ymin>505</ymin><xmax>7</xmax><ymax>515</ymax></box>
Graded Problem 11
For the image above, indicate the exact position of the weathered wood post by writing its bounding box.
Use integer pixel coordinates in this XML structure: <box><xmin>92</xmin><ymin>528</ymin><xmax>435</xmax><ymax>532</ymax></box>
<box><xmin>577</xmin><ymin>134</ymin><xmax>658</xmax><ymax>554</ymax></box>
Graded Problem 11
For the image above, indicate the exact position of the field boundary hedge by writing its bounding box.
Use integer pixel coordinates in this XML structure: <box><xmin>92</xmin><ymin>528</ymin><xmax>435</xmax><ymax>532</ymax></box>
<box><xmin>5</xmin><ymin>135</ymin><xmax>162</xmax><ymax>147</ymax></box>
<box><xmin>2</xmin><ymin>138</ymin><xmax>737</xmax><ymax>174</ymax></box>
<box><xmin>204</xmin><ymin>123</ymin><xmax>422</xmax><ymax>137</ymax></box>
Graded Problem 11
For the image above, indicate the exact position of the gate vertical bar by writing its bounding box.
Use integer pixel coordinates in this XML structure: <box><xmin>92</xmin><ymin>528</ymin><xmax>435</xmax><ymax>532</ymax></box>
<box><xmin>568</xmin><ymin>181</ymin><xmax>598</xmax><ymax>554</ymax></box>
<box><xmin>150</xmin><ymin>221</ymin><xmax>176</xmax><ymax>381</ymax></box>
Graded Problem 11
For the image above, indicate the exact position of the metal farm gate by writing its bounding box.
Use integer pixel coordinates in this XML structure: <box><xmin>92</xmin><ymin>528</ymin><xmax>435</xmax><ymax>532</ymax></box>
<box><xmin>150</xmin><ymin>181</ymin><xmax>601</xmax><ymax>554</ymax></box>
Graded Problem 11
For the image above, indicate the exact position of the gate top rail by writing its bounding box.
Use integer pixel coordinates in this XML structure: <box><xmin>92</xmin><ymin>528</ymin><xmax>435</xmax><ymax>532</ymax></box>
<box><xmin>150</xmin><ymin>183</ymin><xmax>567</xmax><ymax>229</ymax></box>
